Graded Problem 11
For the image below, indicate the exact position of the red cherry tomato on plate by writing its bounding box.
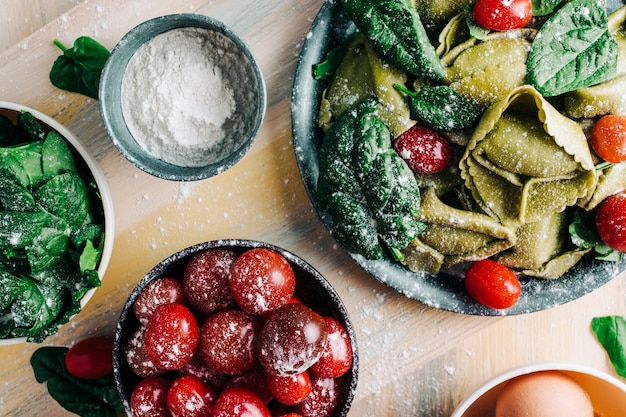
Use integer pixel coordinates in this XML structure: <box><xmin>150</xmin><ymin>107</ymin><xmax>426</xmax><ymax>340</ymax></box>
<box><xmin>183</xmin><ymin>248</ymin><xmax>238</xmax><ymax>315</ymax></box>
<box><xmin>464</xmin><ymin>259</ymin><xmax>521</xmax><ymax>310</ymax></box>
<box><xmin>258</xmin><ymin>303</ymin><xmax>328</xmax><ymax>376</ymax></box>
<box><xmin>596</xmin><ymin>191</ymin><xmax>626</xmax><ymax>252</ymax></box>
<box><xmin>292</xmin><ymin>375</ymin><xmax>344</xmax><ymax>417</ymax></box>
<box><xmin>591</xmin><ymin>115</ymin><xmax>626</xmax><ymax>164</ymax></box>
<box><xmin>199</xmin><ymin>309</ymin><xmax>261</xmax><ymax>375</ymax></box>
<box><xmin>167</xmin><ymin>374</ymin><xmax>217</xmax><ymax>417</ymax></box>
<box><xmin>229</xmin><ymin>248</ymin><xmax>296</xmax><ymax>315</ymax></box>
<box><xmin>310</xmin><ymin>317</ymin><xmax>353</xmax><ymax>378</ymax></box>
<box><xmin>130</xmin><ymin>376</ymin><xmax>172</xmax><ymax>417</ymax></box>
<box><xmin>144</xmin><ymin>302</ymin><xmax>199</xmax><ymax>370</ymax></box>
<box><xmin>133</xmin><ymin>277</ymin><xmax>186</xmax><ymax>325</ymax></box>
<box><xmin>65</xmin><ymin>337</ymin><xmax>113</xmax><ymax>379</ymax></box>
<box><xmin>210</xmin><ymin>387</ymin><xmax>271</xmax><ymax>417</ymax></box>
<box><xmin>473</xmin><ymin>0</ymin><xmax>532</xmax><ymax>31</ymax></box>
<box><xmin>267</xmin><ymin>371</ymin><xmax>312</xmax><ymax>405</ymax></box>
<box><xmin>394</xmin><ymin>125</ymin><xmax>451</xmax><ymax>174</ymax></box>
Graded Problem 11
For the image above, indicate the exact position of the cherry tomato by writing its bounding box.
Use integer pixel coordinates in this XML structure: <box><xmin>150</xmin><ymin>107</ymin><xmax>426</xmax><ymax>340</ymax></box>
<box><xmin>199</xmin><ymin>309</ymin><xmax>261</xmax><ymax>375</ymax></box>
<box><xmin>229</xmin><ymin>248</ymin><xmax>296</xmax><ymax>315</ymax></box>
<box><xmin>394</xmin><ymin>125</ymin><xmax>451</xmax><ymax>174</ymax></box>
<box><xmin>125</xmin><ymin>327</ymin><xmax>165</xmax><ymax>378</ymax></box>
<box><xmin>258</xmin><ymin>303</ymin><xmax>328</xmax><ymax>376</ymax></box>
<box><xmin>167</xmin><ymin>374</ymin><xmax>217</xmax><ymax>417</ymax></box>
<box><xmin>473</xmin><ymin>0</ymin><xmax>532</xmax><ymax>31</ymax></box>
<box><xmin>65</xmin><ymin>337</ymin><xmax>113</xmax><ymax>379</ymax></box>
<box><xmin>210</xmin><ymin>387</ymin><xmax>271</xmax><ymax>417</ymax></box>
<box><xmin>464</xmin><ymin>259</ymin><xmax>521</xmax><ymax>310</ymax></box>
<box><xmin>130</xmin><ymin>376</ymin><xmax>172</xmax><ymax>417</ymax></box>
<box><xmin>292</xmin><ymin>375</ymin><xmax>344</xmax><ymax>417</ymax></box>
<box><xmin>267</xmin><ymin>371</ymin><xmax>312</xmax><ymax>405</ymax></box>
<box><xmin>596</xmin><ymin>191</ymin><xmax>626</xmax><ymax>252</ymax></box>
<box><xmin>591</xmin><ymin>115</ymin><xmax>626</xmax><ymax>164</ymax></box>
<box><xmin>144</xmin><ymin>302</ymin><xmax>199</xmax><ymax>370</ymax></box>
<box><xmin>133</xmin><ymin>277</ymin><xmax>186</xmax><ymax>325</ymax></box>
<box><xmin>310</xmin><ymin>317</ymin><xmax>353</xmax><ymax>378</ymax></box>
<box><xmin>183</xmin><ymin>249</ymin><xmax>237</xmax><ymax>315</ymax></box>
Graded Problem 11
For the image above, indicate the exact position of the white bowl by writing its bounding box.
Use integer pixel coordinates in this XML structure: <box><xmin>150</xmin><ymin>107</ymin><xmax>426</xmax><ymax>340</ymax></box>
<box><xmin>0</xmin><ymin>101</ymin><xmax>114</xmax><ymax>345</ymax></box>
<box><xmin>451</xmin><ymin>362</ymin><xmax>626</xmax><ymax>417</ymax></box>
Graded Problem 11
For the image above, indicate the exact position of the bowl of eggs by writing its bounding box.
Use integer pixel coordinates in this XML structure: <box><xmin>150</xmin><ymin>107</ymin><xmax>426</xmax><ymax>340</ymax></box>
<box><xmin>0</xmin><ymin>101</ymin><xmax>114</xmax><ymax>345</ymax></box>
<box><xmin>451</xmin><ymin>362</ymin><xmax>626</xmax><ymax>417</ymax></box>
<box><xmin>99</xmin><ymin>14</ymin><xmax>266</xmax><ymax>181</ymax></box>
<box><xmin>113</xmin><ymin>239</ymin><xmax>358</xmax><ymax>417</ymax></box>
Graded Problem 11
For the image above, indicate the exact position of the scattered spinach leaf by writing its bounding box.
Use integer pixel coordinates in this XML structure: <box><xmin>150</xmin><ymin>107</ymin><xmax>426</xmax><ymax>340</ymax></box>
<box><xmin>31</xmin><ymin>346</ymin><xmax>124</xmax><ymax>417</ymax></box>
<box><xmin>591</xmin><ymin>316</ymin><xmax>626</xmax><ymax>377</ymax></box>
<box><xmin>0</xmin><ymin>112</ymin><xmax>105</xmax><ymax>342</ymax></box>
<box><xmin>338</xmin><ymin>0</ymin><xmax>445</xmax><ymax>82</ymax></box>
<box><xmin>528</xmin><ymin>0</ymin><xmax>618</xmax><ymax>96</ymax></box>
<box><xmin>317</xmin><ymin>97</ymin><xmax>425</xmax><ymax>261</ymax></box>
<box><xmin>394</xmin><ymin>84</ymin><xmax>480</xmax><ymax>130</ymax></box>
<box><xmin>50</xmin><ymin>36</ymin><xmax>110</xmax><ymax>99</ymax></box>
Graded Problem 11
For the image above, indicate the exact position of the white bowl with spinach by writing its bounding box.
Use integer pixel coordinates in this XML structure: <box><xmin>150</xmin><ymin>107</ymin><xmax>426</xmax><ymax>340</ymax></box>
<box><xmin>0</xmin><ymin>102</ymin><xmax>114</xmax><ymax>345</ymax></box>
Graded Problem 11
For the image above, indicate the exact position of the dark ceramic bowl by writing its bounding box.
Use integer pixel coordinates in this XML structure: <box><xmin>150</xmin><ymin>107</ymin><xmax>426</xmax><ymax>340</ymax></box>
<box><xmin>113</xmin><ymin>239</ymin><xmax>358</xmax><ymax>416</ymax></box>
<box><xmin>100</xmin><ymin>14</ymin><xmax>266</xmax><ymax>181</ymax></box>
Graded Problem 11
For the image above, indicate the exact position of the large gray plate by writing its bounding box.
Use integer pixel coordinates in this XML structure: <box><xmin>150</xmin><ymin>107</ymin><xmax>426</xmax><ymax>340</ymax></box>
<box><xmin>291</xmin><ymin>0</ymin><xmax>626</xmax><ymax>315</ymax></box>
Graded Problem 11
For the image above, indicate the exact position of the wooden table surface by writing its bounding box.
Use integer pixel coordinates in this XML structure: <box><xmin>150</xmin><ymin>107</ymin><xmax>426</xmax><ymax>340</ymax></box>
<box><xmin>1</xmin><ymin>1</ymin><xmax>625</xmax><ymax>416</ymax></box>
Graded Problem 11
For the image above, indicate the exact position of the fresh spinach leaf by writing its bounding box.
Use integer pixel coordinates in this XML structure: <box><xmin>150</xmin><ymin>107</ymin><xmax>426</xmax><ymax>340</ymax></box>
<box><xmin>394</xmin><ymin>84</ymin><xmax>480</xmax><ymax>130</ymax></box>
<box><xmin>568</xmin><ymin>208</ymin><xmax>622</xmax><ymax>261</ymax></box>
<box><xmin>591</xmin><ymin>316</ymin><xmax>626</xmax><ymax>377</ymax></box>
<box><xmin>0</xmin><ymin>140</ymin><xmax>44</xmax><ymax>187</ymax></box>
<box><xmin>313</xmin><ymin>34</ymin><xmax>357</xmax><ymax>80</ymax></box>
<box><xmin>0</xmin><ymin>161</ymin><xmax>35</xmax><ymax>211</ymax></box>
<box><xmin>50</xmin><ymin>36</ymin><xmax>110</xmax><ymax>99</ymax></box>
<box><xmin>35</xmin><ymin>172</ymin><xmax>90</xmax><ymax>232</ymax></box>
<box><xmin>531</xmin><ymin>0</ymin><xmax>565</xmax><ymax>16</ymax></box>
<box><xmin>0</xmin><ymin>112</ymin><xmax>105</xmax><ymax>342</ymax></box>
<box><xmin>42</xmin><ymin>131</ymin><xmax>77</xmax><ymax>179</ymax></box>
<box><xmin>11</xmin><ymin>279</ymin><xmax>64</xmax><ymax>337</ymax></box>
<box><xmin>18</xmin><ymin>111</ymin><xmax>46</xmax><ymax>141</ymax></box>
<box><xmin>339</xmin><ymin>0</ymin><xmax>445</xmax><ymax>82</ymax></box>
<box><xmin>528</xmin><ymin>0</ymin><xmax>618</xmax><ymax>96</ymax></box>
<box><xmin>318</xmin><ymin>97</ymin><xmax>425</xmax><ymax>261</ymax></box>
<box><xmin>31</xmin><ymin>346</ymin><xmax>124</xmax><ymax>417</ymax></box>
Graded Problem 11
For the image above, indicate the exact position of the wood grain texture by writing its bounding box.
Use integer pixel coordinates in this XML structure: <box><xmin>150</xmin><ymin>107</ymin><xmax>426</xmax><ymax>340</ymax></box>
<box><xmin>0</xmin><ymin>1</ymin><xmax>624</xmax><ymax>416</ymax></box>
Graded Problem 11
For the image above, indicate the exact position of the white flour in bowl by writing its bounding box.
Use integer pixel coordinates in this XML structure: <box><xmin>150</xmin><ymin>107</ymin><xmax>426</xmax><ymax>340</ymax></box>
<box><xmin>121</xmin><ymin>27</ymin><xmax>250</xmax><ymax>167</ymax></box>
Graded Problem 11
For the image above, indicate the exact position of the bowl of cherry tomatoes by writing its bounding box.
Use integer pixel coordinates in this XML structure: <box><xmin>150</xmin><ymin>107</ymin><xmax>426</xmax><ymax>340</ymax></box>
<box><xmin>113</xmin><ymin>239</ymin><xmax>358</xmax><ymax>417</ymax></box>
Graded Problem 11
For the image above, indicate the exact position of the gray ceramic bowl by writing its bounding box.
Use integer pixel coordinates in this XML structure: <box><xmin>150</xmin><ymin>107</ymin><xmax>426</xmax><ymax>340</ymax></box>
<box><xmin>100</xmin><ymin>14</ymin><xmax>266</xmax><ymax>181</ymax></box>
<box><xmin>113</xmin><ymin>239</ymin><xmax>358</xmax><ymax>416</ymax></box>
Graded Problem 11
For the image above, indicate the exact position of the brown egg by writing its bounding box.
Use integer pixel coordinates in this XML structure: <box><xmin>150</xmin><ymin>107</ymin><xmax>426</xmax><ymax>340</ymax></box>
<box><xmin>495</xmin><ymin>370</ymin><xmax>594</xmax><ymax>417</ymax></box>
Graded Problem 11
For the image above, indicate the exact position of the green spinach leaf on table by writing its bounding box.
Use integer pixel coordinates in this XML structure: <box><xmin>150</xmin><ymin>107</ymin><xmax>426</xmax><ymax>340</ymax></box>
<box><xmin>50</xmin><ymin>36</ymin><xmax>110</xmax><ymax>99</ymax></box>
<box><xmin>592</xmin><ymin>315</ymin><xmax>626</xmax><ymax>377</ymax></box>
<box><xmin>31</xmin><ymin>346</ymin><xmax>124</xmax><ymax>417</ymax></box>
